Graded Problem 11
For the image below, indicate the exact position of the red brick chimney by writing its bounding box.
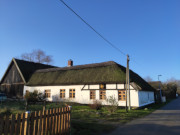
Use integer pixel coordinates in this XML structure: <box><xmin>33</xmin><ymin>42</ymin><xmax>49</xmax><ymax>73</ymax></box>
<box><xmin>68</xmin><ymin>59</ymin><xmax>73</xmax><ymax>67</ymax></box>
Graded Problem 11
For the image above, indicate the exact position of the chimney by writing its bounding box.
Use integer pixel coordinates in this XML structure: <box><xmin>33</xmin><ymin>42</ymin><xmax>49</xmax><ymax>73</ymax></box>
<box><xmin>68</xmin><ymin>59</ymin><xmax>73</xmax><ymax>67</ymax></box>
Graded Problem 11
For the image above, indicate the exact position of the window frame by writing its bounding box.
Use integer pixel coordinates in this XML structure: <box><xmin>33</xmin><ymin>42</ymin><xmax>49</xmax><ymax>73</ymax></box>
<box><xmin>90</xmin><ymin>90</ymin><xmax>96</xmax><ymax>100</ymax></box>
<box><xmin>60</xmin><ymin>89</ymin><xmax>65</xmax><ymax>98</ymax></box>
<box><xmin>118</xmin><ymin>90</ymin><xmax>126</xmax><ymax>101</ymax></box>
<box><xmin>99</xmin><ymin>90</ymin><xmax>106</xmax><ymax>100</ymax></box>
<box><xmin>45</xmin><ymin>89</ymin><xmax>51</xmax><ymax>98</ymax></box>
<box><xmin>69</xmin><ymin>89</ymin><xmax>75</xmax><ymax>98</ymax></box>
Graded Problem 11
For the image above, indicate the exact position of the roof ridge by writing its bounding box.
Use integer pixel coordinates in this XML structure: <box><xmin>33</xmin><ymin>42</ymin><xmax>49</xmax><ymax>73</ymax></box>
<box><xmin>14</xmin><ymin>58</ymin><xmax>56</xmax><ymax>67</ymax></box>
<box><xmin>36</xmin><ymin>61</ymin><xmax>118</xmax><ymax>73</ymax></box>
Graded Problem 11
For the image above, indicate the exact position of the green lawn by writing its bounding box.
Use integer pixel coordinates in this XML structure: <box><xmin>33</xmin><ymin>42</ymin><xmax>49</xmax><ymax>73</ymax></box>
<box><xmin>0</xmin><ymin>100</ymin><xmax>172</xmax><ymax>135</ymax></box>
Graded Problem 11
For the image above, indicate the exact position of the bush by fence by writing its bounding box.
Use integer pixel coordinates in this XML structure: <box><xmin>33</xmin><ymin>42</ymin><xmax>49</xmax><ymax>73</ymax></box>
<box><xmin>0</xmin><ymin>107</ymin><xmax>71</xmax><ymax>135</ymax></box>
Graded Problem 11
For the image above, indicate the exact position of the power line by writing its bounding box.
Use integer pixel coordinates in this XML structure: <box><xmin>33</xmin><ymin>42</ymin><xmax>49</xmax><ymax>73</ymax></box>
<box><xmin>59</xmin><ymin>0</ymin><xmax>127</xmax><ymax>56</ymax></box>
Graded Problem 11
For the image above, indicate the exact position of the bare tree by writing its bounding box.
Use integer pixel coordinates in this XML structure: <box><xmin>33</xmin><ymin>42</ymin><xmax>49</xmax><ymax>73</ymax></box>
<box><xmin>144</xmin><ymin>76</ymin><xmax>153</xmax><ymax>82</ymax></box>
<box><xmin>21</xmin><ymin>52</ymin><xmax>35</xmax><ymax>62</ymax></box>
<box><xmin>165</xmin><ymin>77</ymin><xmax>178</xmax><ymax>84</ymax></box>
<box><xmin>20</xmin><ymin>49</ymin><xmax>53</xmax><ymax>64</ymax></box>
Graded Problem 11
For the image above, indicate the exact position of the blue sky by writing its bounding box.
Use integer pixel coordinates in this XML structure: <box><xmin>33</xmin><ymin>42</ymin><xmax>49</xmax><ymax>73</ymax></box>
<box><xmin>0</xmin><ymin>0</ymin><xmax>180</xmax><ymax>82</ymax></box>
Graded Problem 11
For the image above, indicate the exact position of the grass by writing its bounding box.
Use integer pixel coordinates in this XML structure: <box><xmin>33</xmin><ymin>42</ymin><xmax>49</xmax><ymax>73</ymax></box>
<box><xmin>71</xmin><ymin>120</ymin><xmax>115</xmax><ymax>135</ymax></box>
<box><xmin>0</xmin><ymin>100</ymin><xmax>66</xmax><ymax>116</ymax></box>
<box><xmin>0</xmin><ymin>99</ymin><xmax>173</xmax><ymax>135</ymax></box>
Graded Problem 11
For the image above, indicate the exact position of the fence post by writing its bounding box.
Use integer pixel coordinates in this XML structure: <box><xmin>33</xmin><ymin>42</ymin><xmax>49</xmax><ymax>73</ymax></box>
<box><xmin>62</xmin><ymin>107</ymin><xmax>64</xmax><ymax>134</ymax></box>
<box><xmin>34</xmin><ymin>111</ymin><xmax>39</xmax><ymax>135</ymax></box>
<box><xmin>38</xmin><ymin>111</ymin><xmax>42</xmax><ymax>135</ymax></box>
<box><xmin>16</xmin><ymin>114</ymin><xmax>21</xmax><ymax>135</ymax></box>
<box><xmin>69</xmin><ymin>106</ymin><xmax>71</xmax><ymax>134</ymax></box>
<box><xmin>10</xmin><ymin>114</ymin><xmax>15</xmax><ymax>135</ymax></box>
<box><xmin>24</xmin><ymin>112</ymin><xmax>28</xmax><ymax>135</ymax></box>
<box><xmin>64</xmin><ymin>107</ymin><xmax>67</xmax><ymax>134</ymax></box>
<box><xmin>52</xmin><ymin>109</ymin><xmax>55</xmax><ymax>135</ymax></box>
<box><xmin>59</xmin><ymin>108</ymin><xmax>62</xmax><ymax>135</ymax></box>
<box><xmin>46</xmin><ymin>110</ymin><xmax>50</xmax><ymax>135</ymax></box>
<box><xmin>49</xmin><ymin>109</ymin><xmax>53</xmax><ymax>135</ymax></box>
<box><xmin>4</xmin><ymin>115</ymin><xmax>9</xmax><ymax>135</ymax></box>
<box><xmin>54</xmin><ymin>108</ymin><xmax>57</xmax><ymax>134</ymax></box>
<box><xmin>20</xmin><ymin>113</ymin><xmax>25</xmax><ymax>135</ymax></box>
<box><xmin>30</xmin><ymin>112</ymin><xmax>35</xmax><ymax>135</ymax></box>
<box><xmin>0</xmin><ymin>116</ymin><xmax>3</xmax><ymax>135</ymax></box>
<box><xmin>67</xmin><ymin>107</ymin><xmax>70</xmax><ymax>133</ymax></box>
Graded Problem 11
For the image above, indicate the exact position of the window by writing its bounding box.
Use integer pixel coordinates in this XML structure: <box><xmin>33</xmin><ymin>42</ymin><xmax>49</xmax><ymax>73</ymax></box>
<box><xmin>60</xmin><ymin>89</ymin><xmax>65</xmax><ymax>98</ymax></box>
<box><xmin>45</xmin><ymin>90</ymin><xmax>51</xmax><ymax>98</ymax></box>
<box><xmin>69</xmin><ymin>89</ymin><xmax>75</xmax><ymax>98</ymax></box>
<box><xmin>118</xmin><ymin>90</ymin><xmax>126</xmax><ymax>101</ymax></box>
<box><xmin>90</xmin><ymin>90</ymin><xmax>96</xmax><ymax>99</ymax></box>
<box><xmin>100</xmin><ymin>90</ymin><xmax>106</xmax><ymax>100</ymax></box>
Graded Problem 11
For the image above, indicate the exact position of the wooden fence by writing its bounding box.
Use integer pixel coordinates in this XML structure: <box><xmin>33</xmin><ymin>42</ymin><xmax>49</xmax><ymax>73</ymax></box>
<box><xmin>0</xmin><ymin>107</ymin><xmax>71</xmax><ymax>135</ymax></box>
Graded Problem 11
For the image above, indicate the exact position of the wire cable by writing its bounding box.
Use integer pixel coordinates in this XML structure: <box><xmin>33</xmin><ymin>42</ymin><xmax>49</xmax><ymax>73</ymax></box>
<box><xmin>59</xmin><ymin>0</ymin><xmax>127</xmax><ymax>56</ymax></box>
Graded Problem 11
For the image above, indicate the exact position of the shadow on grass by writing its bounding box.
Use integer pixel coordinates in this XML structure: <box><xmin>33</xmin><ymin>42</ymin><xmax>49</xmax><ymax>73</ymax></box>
<box><xmin>71</xmin><ymin>120</ymin><xmax>116</xmax><ymax>135</ymax></box>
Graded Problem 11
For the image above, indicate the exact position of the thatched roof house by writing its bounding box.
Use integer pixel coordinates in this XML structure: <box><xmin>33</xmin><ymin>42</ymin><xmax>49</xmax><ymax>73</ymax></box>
<box><xmin>24</xmin><ymin>60</ymin><xmax>155</xmax><ymax>107</ymax></box>
<box><xmin>1</xmin><ymin>58</ymin><xmax>155</xmax><ymax>107</ymax></box>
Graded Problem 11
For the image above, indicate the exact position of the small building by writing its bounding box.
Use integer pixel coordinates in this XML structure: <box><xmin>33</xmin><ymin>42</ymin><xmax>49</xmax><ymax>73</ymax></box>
<box><xmin>0</xmin><ymin>58</ymin><xmax>55</xmax><ymax>98</ymax></box>
<box><xmin>148</xmin><ymin>81</ymin><xmax>163</xmax><ymax>102</ymax></box>
<box><xmin>24</xmin><ymin>60</ymin><xmax>155</xmax><ymax>107</ymax></box>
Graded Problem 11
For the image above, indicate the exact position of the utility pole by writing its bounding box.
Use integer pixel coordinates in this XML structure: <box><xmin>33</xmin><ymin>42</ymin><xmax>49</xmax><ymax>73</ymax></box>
<box><xmin>126</xmin><ymin>55</ymin><xmax>130</xmax><ymax>112</ymax></box>
<box><xmin>125</xmin><ymin>55</ymin><xmax>128</xmax><ymax>112</ymax></box>
<box><xmin>127</xmin><ymin>55</ymin><xmax>131</xmax><ymax>110</ymax></box>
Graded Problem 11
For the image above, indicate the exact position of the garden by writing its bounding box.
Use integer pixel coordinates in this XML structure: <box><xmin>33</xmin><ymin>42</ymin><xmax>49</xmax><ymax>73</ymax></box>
<box><xmin>0</xmin><ymin>97</ymin><xmax>171</xmax><ymax>135</ymax></box>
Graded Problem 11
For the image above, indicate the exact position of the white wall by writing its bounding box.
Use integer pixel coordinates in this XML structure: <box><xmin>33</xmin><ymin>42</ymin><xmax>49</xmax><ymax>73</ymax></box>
<box><xmin>24</xmin><ymin>84</ymin><xmax>154</xmax><ymax>107</ymax></box>
<box><xmin>138</xmin><ymin>91</ymin><xmax>155</xmax><ymax>107</ymax></box>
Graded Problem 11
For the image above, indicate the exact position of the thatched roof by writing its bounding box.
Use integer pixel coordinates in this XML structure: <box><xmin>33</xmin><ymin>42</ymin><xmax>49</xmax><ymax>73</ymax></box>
<box><xmin>0</xmin><ymin>58</ymin><xmax>56</xmax><ymax>84</ymax></box>
<box><xmin>14</xmin><ymin>59</ymin><xmax>56</xmax><ymax>82</ymax></box>
<box><xmin>27</xmin><ymin>61</ymin><xmax>155</xmax><ymax>92</ymax></box>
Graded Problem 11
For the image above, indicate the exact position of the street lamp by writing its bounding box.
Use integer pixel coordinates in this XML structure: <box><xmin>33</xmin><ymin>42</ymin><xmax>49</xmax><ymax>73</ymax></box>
<box><xmin>158</xmin><ymin>75</ymin><xmax>162</xmax><ymax>102</ymax></box>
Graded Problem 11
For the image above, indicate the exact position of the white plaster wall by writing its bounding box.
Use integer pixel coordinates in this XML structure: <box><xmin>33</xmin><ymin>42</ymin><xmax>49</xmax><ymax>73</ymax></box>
<box><xmin>24</xmin><ymin>84</ymin><xmax>154</xmax><ymax>107</ymax></box>
<box><xmin>130</xmin><ymin>85</ymin><xmax>134</xmax><ymax>89</ymax></box>
<box><xmin>129</xmin><ymin>89</ymin><xmax>139</xmax><ymax>107</ymax></box>
<box><xmin>24</xmin><ymin>85</ymin><xmax>85</xmax><ymax>102</ymax></box>
<box><xmin>117</xmin><ymin>84</ymin><xmax>124</xmax><ymax>89</ymax></box>
<box><xmin>138</xmin><ymin>91</ymin><xmax>155</xmax><ymax>107</ymax></box>
<box><xmin>89</xmin><ymin>85</ymin><xmax>99</xmax><ymax>89</ymax></box>
<box><xmin>106</xmin><ymin>84</ymin><xmax>116</xmax><ymax>89</ymax></box>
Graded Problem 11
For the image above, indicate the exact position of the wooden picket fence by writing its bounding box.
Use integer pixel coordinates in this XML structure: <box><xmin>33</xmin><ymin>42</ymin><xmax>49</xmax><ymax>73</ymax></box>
<box><xmin>0</xmin><ymin>107</ymin><xmax>71</xmax><ymax>135</ymax></box>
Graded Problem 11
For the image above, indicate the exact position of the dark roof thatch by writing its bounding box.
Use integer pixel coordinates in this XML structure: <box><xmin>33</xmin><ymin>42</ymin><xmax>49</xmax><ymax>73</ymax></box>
<box><xmin>0</xmin><ymin>58</ymin><xmax>56</xmax><ymax>84</ymax></box>
<box><xmin>14</xmin><ymin>59</ymin><xmax>56</xmax><ymax>82</ymax></box>
<box><xmin>27</xmin><ymin>61</ymin><xmax>155</xmax><ymax>92</ymax></box>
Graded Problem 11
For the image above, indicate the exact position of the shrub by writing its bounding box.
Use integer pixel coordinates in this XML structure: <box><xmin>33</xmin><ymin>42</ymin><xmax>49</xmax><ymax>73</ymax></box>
<box><xmin>89</xmin><ymin>100</ymin><xmax>102</xmax><ymax>110</ymax></box>
<box><xmin>161</xmin><ymin>82</ymin><xmax>177</xmax><ymax>99</ymax></box>
<box><xmin>105</xmin><ymin>96</ymin><xmax>118</xmax><ymax>114</ymax></box>
<box><xmin>24</xmin><ymin>90</ymin><xmax>46</xmax><ymax>103</ymax></box>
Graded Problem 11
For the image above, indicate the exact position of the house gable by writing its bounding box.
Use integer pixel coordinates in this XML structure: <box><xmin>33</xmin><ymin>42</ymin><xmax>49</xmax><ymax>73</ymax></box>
<box><xmin>0</xmin><ymin>59</ymin><xmax>25</xmax><ymax>98</ymax></box>
<box><xmin>0</xmin><ymin>59</ymin><xmax>25</xmax><ymax>84</ymax></box>
<box><xmin>0</xmin><ymin>58</ymin><xmax>56</xmax><ymax>98</ymax></box>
